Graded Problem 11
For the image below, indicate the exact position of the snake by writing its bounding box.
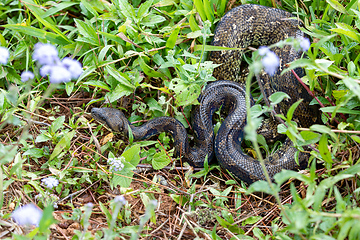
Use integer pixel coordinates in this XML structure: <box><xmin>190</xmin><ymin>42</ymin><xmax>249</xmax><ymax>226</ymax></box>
<box><xmin>91</xmin><ymin>4</ymin><xmax>319</xmax><ymax>183</ymax></box>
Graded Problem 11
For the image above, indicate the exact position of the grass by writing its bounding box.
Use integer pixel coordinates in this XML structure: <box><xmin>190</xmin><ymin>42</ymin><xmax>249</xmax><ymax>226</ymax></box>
<box><xmin>1</xmin><ymin>0</ymin><xmax>360</xmax><ymax>239</ymax></box>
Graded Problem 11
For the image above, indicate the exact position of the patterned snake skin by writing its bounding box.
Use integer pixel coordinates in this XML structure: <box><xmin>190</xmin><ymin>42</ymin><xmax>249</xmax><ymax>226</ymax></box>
<box><xmin>91</xmin><ymin>4</ymin><xmax>319</xmax><ymax>183</ymax></box>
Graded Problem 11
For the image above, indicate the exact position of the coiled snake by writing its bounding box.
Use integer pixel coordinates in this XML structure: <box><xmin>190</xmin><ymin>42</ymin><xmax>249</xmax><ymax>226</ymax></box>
<box><xmin>91</xmin><ymin>4</ymin><xmax>319</xmax><ymax>183</ymax></box>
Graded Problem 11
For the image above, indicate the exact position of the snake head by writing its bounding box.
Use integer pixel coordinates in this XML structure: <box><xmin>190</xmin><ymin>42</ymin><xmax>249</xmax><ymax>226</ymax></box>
<box><xmin>91</xmin><ymin>107</ymin><xmax>129</xmax><ymax>133</ymax></box>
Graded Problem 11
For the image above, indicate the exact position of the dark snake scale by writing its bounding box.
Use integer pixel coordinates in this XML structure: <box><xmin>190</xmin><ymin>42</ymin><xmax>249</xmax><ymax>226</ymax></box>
<box><xmin>91</xmin><ymin>4</ymin><xmax>319</xmax><ymax>183</ymax></box>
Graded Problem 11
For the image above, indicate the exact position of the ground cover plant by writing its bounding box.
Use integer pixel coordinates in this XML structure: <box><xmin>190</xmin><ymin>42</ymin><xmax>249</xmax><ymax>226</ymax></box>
<box><xmin>1</xmin><ymin>0</ymin><xmax>360</xmax><ymax>239</ymax></box>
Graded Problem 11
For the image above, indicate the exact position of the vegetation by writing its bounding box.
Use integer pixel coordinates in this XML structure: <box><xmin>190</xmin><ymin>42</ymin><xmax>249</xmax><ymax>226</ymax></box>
<box><xmin>1</xmin><ymin>0</ymin><xmax>360</xmax><ymax>239</ymax></box>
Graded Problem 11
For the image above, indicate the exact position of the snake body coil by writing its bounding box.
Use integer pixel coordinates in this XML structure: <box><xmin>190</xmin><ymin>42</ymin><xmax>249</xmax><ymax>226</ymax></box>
<box><xmin>91</xmin><ymin>4</ymin><xmax>318</xmax><ymax>183</ymax></box>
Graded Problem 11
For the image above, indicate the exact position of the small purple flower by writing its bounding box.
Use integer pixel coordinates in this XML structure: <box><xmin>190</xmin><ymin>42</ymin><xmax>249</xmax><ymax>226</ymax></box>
<box><xmin>21</xmin><ymin>71</ymin><xmax>35</xmax><ymax>82</ymax></box>
<box><xmin>41</xmin><ymin>177</ymin><xmax>59</xmax><ymax>189</ymax></box>
<box><xmin>261</xmin><ymin>51</ymin><xmax>280</xmax><ymax>76</ymax></box>
<box><xmin>258</xmin><ymin>46</ymin><xmax>270</xmax><ymax>56</ymax></box>
<box><xmin>11</xmin><ymin>204</ymin><xmax>42</xmax><ymax>226</ymax></box>
<box><xmin>299</xmin><ymin>37</ymin><xmax>310</xmax><ymax>52</ymax></box>
<box><xmin>108</xmin><ymin>157</ymin><xmax>125</xmax><ymax>172</ymax></box>
<box><xmin>62</xmin><ymin>57</ymin><xmax>83</xmax><ymax>79</ymax></box>
<box><xmin>33</xmin><ymin>43</ymin><xmax>59</xmax><ymax>65</ymax></box>
<box><xmin>0</xmin><ymin>46</ymin><xmax>10</xmax><ymax>65</ymax></box>
<box><xmin>114</xmin><ymin>195</ymin><xmax>127</xmax><ymax>205</ymax></box>
<box><xmin>49</xmin><ymin>65</ymin><xmax>71</xmax><ymax>83</ymax></box>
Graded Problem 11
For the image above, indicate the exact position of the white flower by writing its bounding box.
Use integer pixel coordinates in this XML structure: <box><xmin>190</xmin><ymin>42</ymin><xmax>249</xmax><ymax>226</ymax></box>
<box><xmin>299</xmin><ymin>37</ymin><xmax>310</xmax><ymax>52</ymax></box>
<box><xmin>21</xmin><ymin>71</ymin><xmax>34</xmax><ymax>82</ymax></box>
<box><xmin>41</xmin><ymin>177</ymin><xmax>59</xmax><ymax>189</ymax></box>
<box><xmin>62</xmin><ymin>57</ymin><xmax>83</xmax><ymax>79</ymax></box>
<box><xmin>258</xmin><ymin>46</ymin><xmax>270</xmax><ymax>56</ymax></box>
<box><xmin>114</xmin><ymin>195</ymin><xmax>127</xmax><ymax>205</ymax></box>
<box><xmin>49</xmin><ymin>65</ymin><xmax>72</xmax><ymax>83</ymax></box>
<box><xmin>11</xmin><ymin>204</ymin><xmax>42</xmax><ymax>226</ymax></box>
<box><xmin>108</xmin><ymin>157</ymin><xmax>125</xmax><ymax>172</ymax></box>
<box><xmin>0</xmin><ymin>46</ymin><xmax>10</xmax><ymax>65</ymax></box>
<box><xmin>32</xmin><ymin>43</ymin><xmax>59</xmax><ymax>65</ymax></box>
<box><xmin>261</xmin><ymin>51</ymin><xmax>280</xmax><ymax>76</ymax></box>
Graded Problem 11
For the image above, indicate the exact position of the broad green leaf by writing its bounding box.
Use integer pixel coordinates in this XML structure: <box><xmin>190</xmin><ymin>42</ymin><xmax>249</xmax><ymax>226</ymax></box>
<box><xmin>247</xmin><ymin>180</ymin><xmax>280</xmax><ymax>196</ymax></box>
<box><xmin>80</xmin><ymin>0</ymin><xmax>99</xmax><ymax>17</ymax></box>
<box><xmin>152</xmin><ymin>150</ymin><xmax>171</xmax><ymax>170</ymax></box>
<box><xmin>50</xmin><ymin>131</ymin><xmax>76</xmax><ymax>160</ymax></box>
<box><xmin>330</xmin><ymin>27</ymin><xmax>360</xmax><ymax>43</ymax></box>
<box><xmin>286</xmin><ymin>99</ymin><xmax>303</xmax><ymax>122</ymax></box>
<box><xmin>22</xmin><ymin>0</ymin><xmax>71</xmax><ymax>44</ymax></box>
<box><xmin>42</xmin><ymin>2</ymin><xmax>78</xmax><ymax>18</ymax></box>
<box><xmin>105</xmin><ymin>65</ymin><xmax>135</xmax><ymax>89</ymax></box>
<box><xmin>320</xmin><ymin>106</ymin><xmax>360</xmax><ymax>115</ymax></box>
<box><xmin>74</xmin><ymin>19</ymin><xmax>99</xmax><ymax>46</ymax></box>
<box><xmin>326</xmin><ymin>0</ymin><xmax>348</xmax><ymax>14</ymax></box>
<box><xmin>83</xmin><ymin>80</ymin><xmax>111</xmax><ymax>91</ymax></box>
<box><xmin>193</xmin><ymin>0</ymin><xmax>207</xmax><ymax>22</ymax></box>
<box><xmin>166</xmin><ymin>27</ymin><xmax>180</xmax><ymax>49</ymax></box>
<box><xmin>269</xmin><ymin>92</ymin><xmax>290</xmax><ymax>105</ymax></box>
<box><xmin>189</xmin><ymin>14</ymin><xmax>201</xmax><ymax>32</ymax></box>
<box><xmin>39</xmin><ymin>205</ymin><xmax>56</xmax><ymax>234</ymax></box>
<box><xmin>138</xmin><ymin>0</ymin><xmax>153</xmax><ymax>18</ymax></box>
<box><xmin>318</xmin><ymin>134</ymin><xmax>333</xmax><ymax>164</ymax></box>
<box><xmin>50</xmin><ymin>115</ymin><xmax>65</xmax><ymax>133</ymax></box>
<box><xmin>138</xmin><ymin>58</ymin><xmax>165</xmax><ymax>78</ymax></box>
<box><xmin>122</xmin><ymin>144</ymin><xmax>141</xmax><ymax>167</ymax></box>
<box><xmin>203</xmin><ymin>0</ymin><xmax>214</xmax><ymax>21</ymax></box>
<box><xmin>342</xmin><ymin>77</ymin><xmax>360</xmax><ymax>101</ymax></box>
<box><xmin>309</xmin><ymin>124</ymin><xmax>338</xmax><ymax>143</ymax></box>
<box><xmin>4</xmin><ymin>25</ymin><xmax>71</xmax><ymax>45</ymax></box>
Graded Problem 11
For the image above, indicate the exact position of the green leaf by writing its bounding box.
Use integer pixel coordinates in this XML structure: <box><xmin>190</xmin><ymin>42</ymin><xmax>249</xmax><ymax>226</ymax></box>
<box><xmin>330</xmin><ymin>26</ymin><xmax>360</xmax><ymax>43</ymax></box>
<box><xmin>309</xmin><ymin>124</ymin><xmax>338</xmax><ymax>143</ymax></box>
<box><xmin>65</xmin><ymin>82</ymin><xmax>74</xmax><ymax>96</ymax></box>
<box><xmin>318</xmin><ymin>134</ymin><xmax>333</xmax><ymax>164</ymax></box>
<box><xmin>193</xmin><ymin>0</ymin><xmax>207</xmax><ymax>22</ymax></box>
<box><xmin>138</xmin><ymin>58</ymin><xmax>165</xmax><ymax>78</ymax></box>
<box><xmin>152</xmin><ymin>150</ymin><xmax>171</xmax><ymax>170</ymax></box>
<box><xmin>42</xmin><ymin>2</ymin><xmax>78</xmax><ymax>18</ymax></box>
<box><xmin>247</xmin><ymin>181</ymin><xmax>280</xmax><ymax>196</ymax></box>
<box><xmin>50</xmin><ymin>115</ymin><xmax>65</xmax><ymax>133</ymax></box>
<box><xmin>269</xmin><ymin>92</ymin><xmax>290</xmax><ymax>105</ymax></box>
<box><xmin>203</xmin><ymin>0</ymin><xmax>214</xmax><ymax>21</ymax></box>
<box><xmin>74</xmin><ymin>19</ymin><xmax>99</xmax><ymax>46</ymax></box>
<box><xmin>138</xmin><ymin>0</ymin><xmax>153</xmax><ymax>18</ymax></box>
<box><xmin>286</xmin><ymin>99</ymin><xmax>303</xmax><ymax>122</ymax></box>
<box><xmin>326</xmin><ymin>0</ymin><xmax>348</xmax><ymax>14</ymax></box>
<box><xmin>166</xmin><ymin>27</ymin><xmax>180</xmax><ymax>49</ymax></box>
<box><xmin>122</xmin><ymin>144</ymin><xmax>141</xmax><ymax>167</ymax></box>
<box><xmin>4</xmin><ymin>25</ymin><xmax>71</xmax><ymax>45</ymax></box>
<box><xmin>22</xmin><ymin>0</ymin><xmax>71</xmax><ymax>44</ymax></box>
<box><xmin>83</xmin><ymin>80</ymin><xmax>111</xmax><ymax>91</ymax></box>
<box><xmin>50</xmin><ymin>131</ymin><xmax>76</xmax><ymax>160</ymax></box>
<box><xmin>39</xmin><ymin>205</ymin><xmax>56</xmax><ymax>234</ymax></box>
<box><xmin>342</xmin><ymin>77</ymin><xmax>360</xmax><ymax>101</ymax></box>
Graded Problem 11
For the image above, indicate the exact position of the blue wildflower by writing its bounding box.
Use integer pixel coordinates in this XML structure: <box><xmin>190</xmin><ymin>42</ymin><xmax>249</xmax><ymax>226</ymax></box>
<box><xmin>21</xmin><ymin>71</ymin><xmax>35</xmax><ymax>82</ymax></box>
<box><xmin>108</xmin><ymin>157</ymin><xmax>125</xmax><ymax>172</ymax></box>
<box><xmin>0</xmin><ymin>46</ymin><xmax>10</xmax><ymax>65</ymax></box>
<box><xmin>11</xmin><ymin>204</ymin><xmax>43</xmax><ymax>226</ymax></box>
<box><xmin>40</xmin><ymin>65</ymin><xmax>52</xmax><ymax>77</ymax></box>
<box><xmin>49</xmin><ymin>65</ymin><xmax>72</xmax><ymax>83</ymax></box>
<box><xmin>62</xmin><ymin>57</ymin><xmax>83</xmax><ymax>79</ymax></box>
<box><xmin>114</xmin><ymin>195</ymin><xmax>127</xmax><ymax>205</ymax></box>
<box><xmin>32</xmin><ymin>43</ymin><xmax>59</xmax><ymax>65</ymax></box>
<box><xmin>299</xmin><ymin>37</ymin><xmax>310</xmax><ymax>52</ymax></box>
<box><xmin>41</xmin><ymin>177</ymin><xmax>59</xmax><ymax>189</ymax></box>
